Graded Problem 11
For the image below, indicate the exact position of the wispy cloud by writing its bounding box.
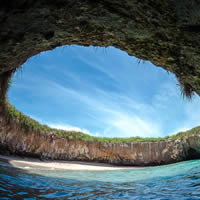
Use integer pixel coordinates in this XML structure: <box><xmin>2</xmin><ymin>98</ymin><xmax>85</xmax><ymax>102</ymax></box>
<box><xmin>48</xmin><ymin>123</ymin><xmax>100</xmax><ymax>137</ymax></box>
<box><xmin>9</xmin><ymin>45</ymin><xmax>200</xmax><ymax>138</ymax></box>
<box><xmin>28</xmin><ymin>78</ymin><xmax>164</xmax><ymax>138</ymax></box>
<box><xmin>71</xmin><ymin>46</ymin><xmax>117</xmax><ymax>81</ymax></box>
<box><xmin>37</xmin><ymin>75</ymin><xmax>200</xmax><ymax>138</ymax></box>
<box><xmin>103</xmin><ymin>112</ymin><xmax>162</xmax><ymax>138</ymax></box>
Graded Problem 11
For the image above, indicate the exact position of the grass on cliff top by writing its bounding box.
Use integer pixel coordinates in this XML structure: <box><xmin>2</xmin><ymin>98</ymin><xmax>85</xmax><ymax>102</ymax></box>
<box><xmin>3</xmin><ymin>101</ymin><xmax>200</xmax><ymax>144</ymax></box>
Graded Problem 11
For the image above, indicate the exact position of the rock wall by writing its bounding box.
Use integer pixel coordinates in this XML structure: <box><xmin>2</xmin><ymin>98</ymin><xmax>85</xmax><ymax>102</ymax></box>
<box><xmin>1</xmin><ymin>1</ymin><xmax>200</xmax><ymax>94</ymax></box>
<box><xmin>1</xmin><ymin>116</ymin><xmax>200</xmax><ymax>166</ymax></box>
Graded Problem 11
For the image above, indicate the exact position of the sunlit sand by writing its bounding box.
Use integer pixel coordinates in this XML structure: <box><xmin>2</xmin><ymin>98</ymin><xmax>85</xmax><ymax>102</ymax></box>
<box><xmin>0</xmin><ymin>155</ymin><xmax>142</xmax><ymax>171</ymax></box>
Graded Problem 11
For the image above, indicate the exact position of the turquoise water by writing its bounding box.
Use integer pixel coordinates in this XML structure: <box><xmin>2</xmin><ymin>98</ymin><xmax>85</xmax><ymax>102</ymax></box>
<box><xmin>1</xmin><ymin>160</ymin><xmax>200</xmax><ymax>199</ymax></box>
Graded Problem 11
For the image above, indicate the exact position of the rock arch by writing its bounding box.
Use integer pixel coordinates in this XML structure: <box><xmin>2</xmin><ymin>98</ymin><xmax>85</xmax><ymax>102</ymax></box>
<box><xmin>1</xmin><ymin>0</ymin><xmax>200</xmax><ymax>94</ymax></box>
<box><xmin>1</xmin><ymin>0</ymin><xmax>200</xmax><ymax>165</ymax></box>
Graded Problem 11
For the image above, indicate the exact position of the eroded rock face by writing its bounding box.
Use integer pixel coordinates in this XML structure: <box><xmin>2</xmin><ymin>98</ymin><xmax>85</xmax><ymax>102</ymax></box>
<box><xmin>1</xmin><ymin>1</ymin><xmax>200</xmax><ymax>94</ymax></box>
<box><xmin>0</xmin><ymin>116</ymin><xmax>200</xmax><ymax>166</ymax></box>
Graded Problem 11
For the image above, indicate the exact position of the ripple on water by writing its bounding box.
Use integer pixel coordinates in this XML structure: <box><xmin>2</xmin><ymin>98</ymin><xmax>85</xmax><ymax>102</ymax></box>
<box><xmin>1</xmin><ymin>160</ymin><xmax>200</xmax><ymax>199</ymax></box>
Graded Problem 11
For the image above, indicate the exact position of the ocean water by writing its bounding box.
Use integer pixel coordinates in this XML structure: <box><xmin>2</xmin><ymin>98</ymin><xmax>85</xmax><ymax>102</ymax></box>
<box><xmin>1</xmin><ymin>160</ymin><xmax>200</xmax><ymax>199</ymax></box>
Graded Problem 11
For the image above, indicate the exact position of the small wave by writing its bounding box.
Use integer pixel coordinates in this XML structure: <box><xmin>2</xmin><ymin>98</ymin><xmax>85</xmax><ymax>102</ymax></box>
<box><xmin>1</xmin><ymin>159</ymin><xmax>200</xmax><ymax>199</ymax></box>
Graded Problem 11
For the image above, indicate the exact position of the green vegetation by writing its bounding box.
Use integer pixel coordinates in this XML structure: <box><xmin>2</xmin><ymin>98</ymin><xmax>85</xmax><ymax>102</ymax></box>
<box><xmin>178</xmin><ymin>80</ymin><xmax>195</xmax><ymax>100</ymax></box>
<box><xmin>0</xmin><ymin>70</ymin><xmax>14</xmax><ymax>101</ymax></box>
<box><xmin>2</xmin><ymin>100</ymin><xmax>200</xmax><ymax>144</ymax></box>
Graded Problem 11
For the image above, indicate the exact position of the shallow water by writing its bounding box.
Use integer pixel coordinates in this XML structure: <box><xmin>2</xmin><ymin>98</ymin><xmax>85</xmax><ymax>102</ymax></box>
<box><xmin>1</xmin><ymin>160</ymin><xmax>200</xmax><ymax>199</ymax></box>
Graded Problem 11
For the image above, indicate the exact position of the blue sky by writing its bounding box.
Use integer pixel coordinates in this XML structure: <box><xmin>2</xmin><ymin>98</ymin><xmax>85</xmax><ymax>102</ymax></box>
<box><xmin>8</xmin><ymin>45</ymin><xmax>200</xmax><ymax>138</ymax></box>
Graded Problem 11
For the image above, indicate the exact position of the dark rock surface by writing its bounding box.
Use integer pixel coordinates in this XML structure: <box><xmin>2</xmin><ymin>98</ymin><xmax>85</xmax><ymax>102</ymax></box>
<box><xmin>1</xmin><ymin>1</ymin><xmax>200</xmax><ymax>94</ymax></box>
<box><xmin>1</xmin><ymin>116</ymin><xmax>200</xmax><ymax>166</ymax></box>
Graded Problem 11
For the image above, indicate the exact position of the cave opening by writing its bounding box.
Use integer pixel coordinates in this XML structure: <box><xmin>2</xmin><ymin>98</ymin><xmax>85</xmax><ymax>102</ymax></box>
<box><xmin>5</xmin><ymin>45</ymin><xmax>200</xmax><ymax>139</ymax></box>
<box><xmin>1</xmin><ymin>1</ymin><xmax>200</xmax><ymax>166</ymax></box>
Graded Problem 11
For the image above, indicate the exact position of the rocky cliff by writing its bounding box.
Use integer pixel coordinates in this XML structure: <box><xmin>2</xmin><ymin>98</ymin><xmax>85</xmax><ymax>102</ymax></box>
<box><xmin>1</xmin><ymin>115</ymin><xmax>200</xmax><ymax>166</ymax></box>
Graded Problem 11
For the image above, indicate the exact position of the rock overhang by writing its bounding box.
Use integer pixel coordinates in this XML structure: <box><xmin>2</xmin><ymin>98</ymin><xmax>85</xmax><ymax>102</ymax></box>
<box><xmin>1</xmin><ymin>1</ymin><xmax>200</xmax><ymax>165</ymax></box>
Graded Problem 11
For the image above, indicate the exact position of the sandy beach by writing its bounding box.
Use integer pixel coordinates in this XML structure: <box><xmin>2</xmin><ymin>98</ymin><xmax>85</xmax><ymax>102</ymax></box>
<box><xmin>0</xmin><ymin>155</ymin><xmax>142</xmax><ymax>171</ymax></box>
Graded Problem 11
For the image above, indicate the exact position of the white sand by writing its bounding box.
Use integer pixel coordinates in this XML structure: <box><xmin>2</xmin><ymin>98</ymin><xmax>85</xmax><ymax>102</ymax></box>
<box><xmin>0</xmin><ymin>155</ymin><xmax>142</xmax><ymax>171</ymax></box>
